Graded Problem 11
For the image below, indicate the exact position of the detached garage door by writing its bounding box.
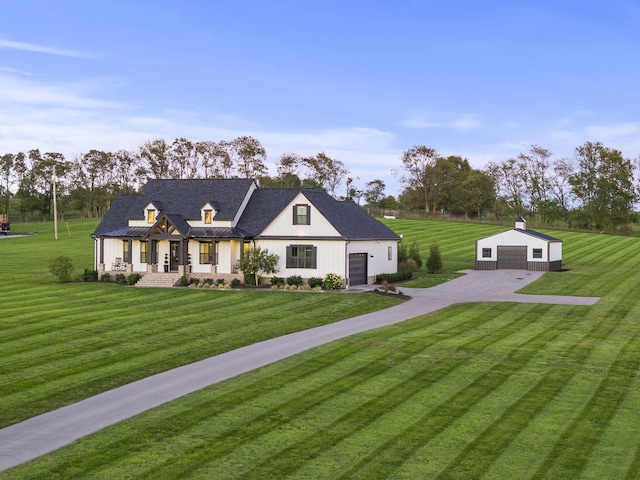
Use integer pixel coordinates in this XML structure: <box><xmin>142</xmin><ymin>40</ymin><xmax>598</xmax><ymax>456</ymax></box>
<box><xmin>497</xmin><ymin>246</ymin><xmax>527</xmax><ymax>269</ymax></box>
<box><xmin>349</xmin><ymin>253</ymin><xmax>368</xmax><ymax>285</ymax></box>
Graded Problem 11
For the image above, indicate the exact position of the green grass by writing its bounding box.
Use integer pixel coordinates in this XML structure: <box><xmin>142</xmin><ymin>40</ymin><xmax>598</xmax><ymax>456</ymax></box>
<box><xmin>4</xmin><ymin>218</ymin><xmax>640</xmax><ymax>478</ymax></box>
<box><xmin>0</xmin><ymin>220</ymin><xmax>400</xmax><ymax>428</ymax></box>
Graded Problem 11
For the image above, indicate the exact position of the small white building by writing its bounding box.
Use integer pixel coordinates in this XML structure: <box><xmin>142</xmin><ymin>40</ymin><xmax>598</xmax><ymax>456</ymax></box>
<box><xmin>475</xmin><ymin>217</ymin><xmax>563</xmax><ymax>271</ymax></box>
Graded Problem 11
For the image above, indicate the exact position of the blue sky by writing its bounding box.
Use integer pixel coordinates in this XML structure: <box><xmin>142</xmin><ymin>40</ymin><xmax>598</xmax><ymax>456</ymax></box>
<box><xmin>1</xmin><ymin>0</ymin><xmax>639</xmax><ymax>196</ymax></box>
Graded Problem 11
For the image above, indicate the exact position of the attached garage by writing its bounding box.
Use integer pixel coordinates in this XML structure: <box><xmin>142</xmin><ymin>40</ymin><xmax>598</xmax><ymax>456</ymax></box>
<box><xmin>476</xmin><ymin>217</ymin><xmax>563</xmax><ymax>271</ymax></box>
<box><xmin>348</xmin><ymin>252</ymin><xmax>368</xmax><ymax>285</ymax></box>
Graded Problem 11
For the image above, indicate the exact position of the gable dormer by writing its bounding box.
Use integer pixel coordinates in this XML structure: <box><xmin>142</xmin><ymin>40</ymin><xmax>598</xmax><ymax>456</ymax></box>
<box><xmin>201</xmin><ymin>202</ymin><xmax>218</xmax><ymax>224</ymax></box>
<box><xmin>144</xmin><ymin>201</ymin><xmax>162</xmax><ymax>224</ymax></box>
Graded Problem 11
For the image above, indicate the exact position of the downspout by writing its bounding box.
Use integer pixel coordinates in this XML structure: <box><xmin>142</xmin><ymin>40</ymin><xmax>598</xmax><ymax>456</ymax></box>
<box><xmin>345</xmin><ymin>240</ymin><xmax>350</xmax><ymax>290</ymax></box>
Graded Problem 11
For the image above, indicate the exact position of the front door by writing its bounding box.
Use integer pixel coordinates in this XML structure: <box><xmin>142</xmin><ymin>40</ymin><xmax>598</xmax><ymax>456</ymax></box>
<box><xmin>170</xmin><ymin>241</ymin><xmax>180</xmax><ymax>271</ymax></box>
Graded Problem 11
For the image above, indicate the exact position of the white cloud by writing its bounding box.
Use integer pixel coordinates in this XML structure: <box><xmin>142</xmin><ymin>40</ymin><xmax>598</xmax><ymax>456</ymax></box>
<box><xmin>402</xmin><ymin>114</ymin><xmax>481</xmax><ymax>130</ymax></box>
<box><xmin>0</xmin><ymin>38</ymin><xmax>87</xmax><ymax>58</ymax></box>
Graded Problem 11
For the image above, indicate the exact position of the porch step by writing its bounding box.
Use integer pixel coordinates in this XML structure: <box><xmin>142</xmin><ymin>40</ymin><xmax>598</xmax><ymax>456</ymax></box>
<box><xmin>135</xmin><ymin>272</ymin><xmax>182</xmax><ymax>288</ymax></box>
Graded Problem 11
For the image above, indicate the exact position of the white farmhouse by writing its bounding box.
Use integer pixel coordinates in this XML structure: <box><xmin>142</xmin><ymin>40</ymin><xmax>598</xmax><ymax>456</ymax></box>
<box><xmin>475</xmin><ymin>216</ymin><xmax>563</xmax><ymax>271</ymax></box>
<box><xmin>92</xmin><ymin>179</ymin><xmax>400</xmax><ymax>286</ymax></box>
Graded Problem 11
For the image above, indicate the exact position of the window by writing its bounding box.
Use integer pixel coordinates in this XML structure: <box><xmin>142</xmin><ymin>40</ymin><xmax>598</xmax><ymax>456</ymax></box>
<box><xmin>200</xmin><ymin>241</ymin><xmax>216</xmax><ymax>264</ymax></box>
<box><xmin>147</xmin><ymin>209</ymin><xmax>155</xmax><ymax>224</ymax></box>
<box><xmin>286</xmin><ymin>245</ymin><xmax>317</xmax><ymax>269</ymax></box>
<box><xmin>293</xmin><ymin>204</ymin><xmax>310</xmax><ymax>225</ymax></box>
<box><xmin>388</xmin><ymin>246</ymin><xmax>393</xmax><ymax>261</ymax></box>
<box><xmin>140</xmin><ymin>241</ymin><xmax>149</xmax><ymax>263</ymax></box>
<box><xmin>482</xmin><ymin>248</ymin><xmax>492</xmax><ymax>258</ymax></box>
<box><xmin>122</xmin><ymin>240</ymin><xmax>131</xmax><ymax>263</ymax></box>
<box><xmin>533</xmin><ymin>248</ymin><xmax>543</xmax><ymax>259</ymax></box>
<box><xmin>204</xmin><ymin>210</ymin><xmax>213</xmax><ymax>224</ymax></box>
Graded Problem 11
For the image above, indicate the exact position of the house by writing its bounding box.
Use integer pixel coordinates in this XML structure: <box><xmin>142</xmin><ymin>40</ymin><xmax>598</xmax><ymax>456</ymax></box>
<box><xmin>475</xmin><ymin>216</ymin><xmax>563</xmax><ymax>271</ymax></box>
<box><xmin>92</xmin><ymin>179</ymin><xmax>400</xmax><ymax>286</ymax></box>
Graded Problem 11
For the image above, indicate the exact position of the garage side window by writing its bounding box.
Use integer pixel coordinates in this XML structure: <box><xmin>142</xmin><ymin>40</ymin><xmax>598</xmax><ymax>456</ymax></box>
<box><xmin>482</xmin><ymin>248</ymin><xmax>492</xmax><ymax>258</ymax></box>
<box><xmin>533</xmin><ymin>248</ymin><xmax>543</xmax><ymax>259</ymax></box>
<box><xmin>286</xmin><ymin>245</ymin><xmax>317</xmax><ymax>268</ymax></box>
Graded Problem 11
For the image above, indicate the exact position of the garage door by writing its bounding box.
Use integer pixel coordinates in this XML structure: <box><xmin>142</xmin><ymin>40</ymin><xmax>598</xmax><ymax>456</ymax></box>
<box><xmin>349</xmin><ymin>253</ymin><xmax>368</xmax><ymax>285</ymax></box>
<box><xmin>497</xmin><ymin>246</ymin><xmax>527</xmax><ymax>269</ymax></box>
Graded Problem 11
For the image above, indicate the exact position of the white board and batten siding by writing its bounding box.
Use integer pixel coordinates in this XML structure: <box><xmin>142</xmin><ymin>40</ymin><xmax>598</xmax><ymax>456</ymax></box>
<box><xmin>476</xmin><ymin>228</ymin><xmax>563</xmax><ymax>271</ymax></box>
<box><xmin>347</xmin><ymin>240</ymin><xmax>397</xmax><ymax>285</ymax></box>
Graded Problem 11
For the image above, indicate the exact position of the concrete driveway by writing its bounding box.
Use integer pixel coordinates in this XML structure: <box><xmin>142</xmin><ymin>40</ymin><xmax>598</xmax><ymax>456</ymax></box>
<box><xmin>0</xmin><ymin>269</ymin><xmax>599</xmax><ymax>472</ymax></box>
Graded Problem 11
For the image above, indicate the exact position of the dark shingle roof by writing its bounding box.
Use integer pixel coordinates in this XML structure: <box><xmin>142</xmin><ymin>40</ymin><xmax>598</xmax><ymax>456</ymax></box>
<box><xmin>236</xmin><ymin>188</ymin><xmax>400</xmax><ymax>240</ymax></box>
<box><xmin>93</xmin><ymin>194</ymin><xmax>138</xmax><ymax>236</ymax></box>
<box><xmin>94</xmin><ymin>180</ymin><xmax>399</xmax><ymax>242</ymax></box>
<box><xmin>130</xmin><ymin>178</ymin><xmax>255</xmax><ymax>221</ymax></box>
<box><xmin>93</xmin><ymin>179</ymin><xmax>255</xmax><ymax>237</ymax></box>
<box><xmin>303</xmin><ymin>190</ymin><xmax>400</xmax><ymax>240</ymax></box>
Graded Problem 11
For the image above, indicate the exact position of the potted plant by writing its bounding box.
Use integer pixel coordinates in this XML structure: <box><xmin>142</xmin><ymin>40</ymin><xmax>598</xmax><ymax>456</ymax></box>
<box><xmin>164</xmin><ymin>253</ymin><xmax>169</xmax><ymax>272</ymax></box>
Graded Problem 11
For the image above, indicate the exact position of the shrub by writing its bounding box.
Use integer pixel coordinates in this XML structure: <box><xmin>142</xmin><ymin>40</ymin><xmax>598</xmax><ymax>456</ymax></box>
<box><xmin>231</xmin><ymin>278</ymin><xmax>242</xmax><ymax>287</ymax></box>
<box><xmin>82</xmin><ymin>269</ymin><xmax>98</xmax><ymax>282</ymax></box>
<box><xmin>408</xmin><ymin>240</ymin><xmax>423</xmax><ymax>269</ymax></box>
<box><xmin>287</xmin><ymin>275</ymin><xmax>303</xmax><ymax>286</ymax></box>
<box><xmin>127</xmin><ymin>273</ymin><xmax>141</xmax><ymax>285</ymax></box>
<box><xmin>100</xmin><ymin>273</ymin><xmax>111</xmax><ymax>283</ymax></box>
<box><xmin>376</xmin><ymin>271</ymin><xmax>412</xmax><ymax>283</ymax></box>
<box><xmin>426</xmin><ymin>242</ymin><xmax>443</xmax><ymax>274</ymax></box>
<box><xmin>179</xmin><ymin>275</ymin><xmax>189</xmax><ymax>287</ymax></box>
<box><xmin>308</xmin><ymin>277</ymin><xmax>323</xmax><ymax>289</ymax></box>
<box><xmin>48</xmin><ymin>255</ymin><xmax>74</xmax><ymax>282</ymax></box>
<box><xmin>270</xmin><ymin>276</ymin><xmax>285</xmax><ymax>287</ymax></box>
<box><xmin>380</xmin><ymin>280</ymin><xmax>397</xmax><ymax>294</ymax></box>
<box><xmin>190</xmin><ymin>277</ymin><xmax>199</xmax><ymax>285</ymax></box>
<box><xmin>115</xmin><ymin>273</ymin><xmax>126</xmax><ymax>284</ymax></box>
<box><xmin>323</xmin><ymin>273</ymin><xmax>343</xmax><ymax>290</ymax></box>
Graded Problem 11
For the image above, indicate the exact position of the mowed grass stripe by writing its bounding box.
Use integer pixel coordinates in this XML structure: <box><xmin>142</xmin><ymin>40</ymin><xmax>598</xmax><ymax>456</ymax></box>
<box><xmin>208</xmin><ymin>305</ymin><xmax>567</xmax><ymax>479</ymax></box>
<box><xmin>483</xmin><ymin>307</ymin><xmax>640</xmax><ymax>479</ymax></box>
<box><xmin>37</xmin><ymin>303</ymin><xmax>537</xmax><ymax>479</ymax></box>
<box><xmin>430</xmin><ymin>303</ymin><xmax>638</xmax><ymax>479</ymax></box>
<box><xmin>342</xmin><ymin>297</ymin><xmax>620</xmax><ymax>478</ymax></box>
<box><xmin>100</xmin><ymin>304</ymin><xmax>518</xmax><ymax>478</ymax></box>
<box><xmin>285</xmin><ymin>308</ymin><xmax>570</xmax><ymax>479</ymax></box>
<box><xmin>532</xmin><ymin>313</ymin><xmax>640</xmax><ymax>478</ymax></box>
<box><xmin>204</xmin><ymin>305</ymin><xmax>569</xmax><ymax>479</ymax></box>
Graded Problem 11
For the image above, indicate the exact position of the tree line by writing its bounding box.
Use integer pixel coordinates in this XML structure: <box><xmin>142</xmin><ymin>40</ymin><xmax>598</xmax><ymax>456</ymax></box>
<box><xmin>396</xmin><ymin>142</ymin><xmax>640</xmax><ymax>230</ymax></box>
<box><xmin>1</xmin><ymin>136</ymin><xmax>638</xmax><ymax>230</ymax></box>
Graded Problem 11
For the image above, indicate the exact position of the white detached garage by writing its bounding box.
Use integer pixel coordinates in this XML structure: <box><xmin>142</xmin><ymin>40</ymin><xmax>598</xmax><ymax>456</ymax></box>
<box><xmin>476</xmin><ymin>217</ymin><xmax>563</xmax><ymax>271</ymax></box>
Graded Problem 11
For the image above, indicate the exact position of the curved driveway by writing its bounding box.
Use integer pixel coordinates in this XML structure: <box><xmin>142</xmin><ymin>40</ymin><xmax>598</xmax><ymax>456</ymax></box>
<box><xmin>0</xmin><ymin>270</ymin><xmax>599</xmax><ymax>472</ymax></box>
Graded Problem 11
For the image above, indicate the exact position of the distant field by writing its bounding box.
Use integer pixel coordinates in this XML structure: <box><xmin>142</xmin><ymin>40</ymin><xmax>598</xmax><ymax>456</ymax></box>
<box><xmin>3</xmin><ymin>218</ymin><xmax>640</xmax><ymax>479</ymax></box>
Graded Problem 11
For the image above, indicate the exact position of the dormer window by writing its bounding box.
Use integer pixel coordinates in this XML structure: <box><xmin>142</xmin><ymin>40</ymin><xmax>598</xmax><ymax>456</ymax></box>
<box><xmin>204</xmin><ymin>209</ymin><xmax>213</xmax><ymax>224</ymax></box>
<box><xmin>293</xmin><ymin>204</ymin><xmax>310</xmax><ymax>225</ymax></box>
<box><xmin>147</xmin><ymin>209</ymin><xmax>155</xmax><ymax>224</ymax></box>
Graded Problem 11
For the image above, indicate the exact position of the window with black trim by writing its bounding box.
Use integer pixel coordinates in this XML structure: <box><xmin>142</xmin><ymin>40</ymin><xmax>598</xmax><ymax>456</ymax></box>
<box><xmin>533</xmin><ymin>248</ymin><xmax>543</xmax><ymax>259</ymax></box>
<box><xmin>204</xmin><ymin>210</ymin><xmax>213</xmax><ymax>224</ymax></box>
<box><xmin>286</xmin><ymin>245</ymin><xmax>317</xmax><ymax>269</ymax></box>
<box><xmin>147</xmin><ymin>209</ymin><xmax>155</xmax><ymax>224</ymax></box>
<box><xmin>200</xmin><ymin>241</ymin><xmax>216</xmax><ymax>264</ymax></box>
<box><xmin>293</xmin><ymin>204</ymin><xmax>311</xmax><ymax>225</ymax></box>
<box><xmin>140</xmin><ymin>241</ymin><xmax>149</xmax><ymax>263</ymax></box>
<box><xmin>388</xmin><ymin>246</ymin><xmax>392</xmax><ymax>261</ymax></box>
<box><xmin>482</xmin><ymin>248</ymin><xmax>492</xmax><ymax>258</ymax></box>
<box><xmin>122</xmin><ymin>240</ymin><xmax>131</xmax><ymax>263</ymax></box>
